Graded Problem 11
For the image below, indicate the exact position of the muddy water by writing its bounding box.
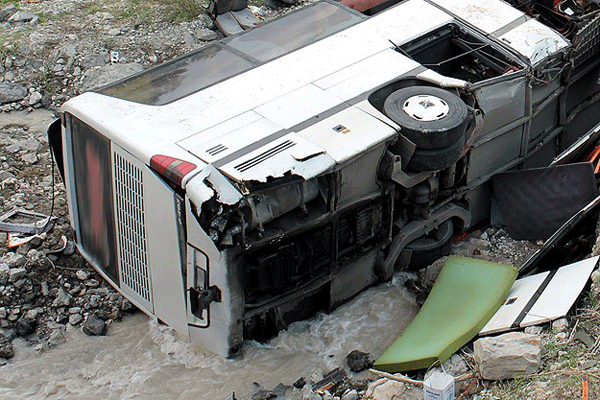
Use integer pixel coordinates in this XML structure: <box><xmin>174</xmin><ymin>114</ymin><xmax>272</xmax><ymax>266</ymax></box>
<box><xmin>0</xmin><ymin>275</ymin><xmax>418</xmax><ymax>400</ymax></box>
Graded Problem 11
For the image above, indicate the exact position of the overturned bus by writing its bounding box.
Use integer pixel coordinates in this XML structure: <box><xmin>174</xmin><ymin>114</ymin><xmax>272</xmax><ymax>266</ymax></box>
<box><xmin>48</xmin><ymin>0</ymin><xmax>600</xmax><ymax>356</ymax></box>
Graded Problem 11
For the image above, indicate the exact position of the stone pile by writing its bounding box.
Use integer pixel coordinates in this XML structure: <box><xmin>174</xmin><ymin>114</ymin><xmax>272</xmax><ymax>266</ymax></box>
<box><xmin>0</xmin><ymin>121</ymin><xmax>136</xmax><ymax>361</ymax></box>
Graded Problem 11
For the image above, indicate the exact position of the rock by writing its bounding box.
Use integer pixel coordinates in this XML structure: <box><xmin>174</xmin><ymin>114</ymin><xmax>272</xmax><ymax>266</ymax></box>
<box><xmin>2</xmin><ymin>253</ymin><xmax>26</xmax><ymax>268</ymax></box>
<box><xmin>365</xmin><ymin>378</ymin><xmax>421</xmax><ymax>400</ymax></box>
<box><xmin>28</xmin><ymin>91</ymin><xmax>42</xmax><ymax>106</ymax></box>
<box><xmin>0</xmin><ymin>171</ymin><xmax>16</xmax><ymax>181</ymax></box>
<box><xmin>301</xmin><ymin>383</ymin><xmax>321</xmax><ymax>400</ymax></box>
<box><xmin>108</xmin><ymin>28</ymin><xmax>121</xmax><ymax>36</ymax></box>
<box><xmin>272</xmin><ymin>383</ymin><xmax>287</xmax><ymax>397</ymax></box>
<box><xmin>591</xmin><ymin>268</ymin><xmax>600</xmax><ymax>297</ymax></box>
<box><xmin>0</xmin><ymin>332</ymin><xmax>13</xmax><ymax>359</ymax></box>
<box><xmin>76</xmin><ymin>270</ymin><xmax>88</xmax><ymax>280</ymax></box>
<box><xmin>22</xmin><ymin>153</ymin><xmax>38</xmax><ymax>164</ymax></box>
<box><xmin>63</xmin><ymin>240</ymin><xmax>76</xmax><ymax>256</ymax></box>
<box><xmin>52</xmin><ymin>288</ymin><xmax>72</xmax><ymax>307</ymax></box>
<box><xmin>251</xmin><ymin>390</ymin><xmax>277</xmax><ymax>400</ymax></box>
<box><xmin>417</xmin><ymin>256</ymin><xmax>447</xmax><ymax>292</ymax></box>
<box><xmin>346</xmin><ymin>350</ymin><xmax>373</xmax><ymax>372</ymax></box>
<box><xmin>183</xmin><ymin>31</ymin><xmax>195</xmax><ymax>45</ymax></box>
<box><xmin>48</xmin><ymin>326</ymin><xmax>66</xmax><ymax>347</ymax></box>
<box><xmin>552</xmin><ymin>318</ymin><xmax>569</xmax><ymax>333</ymax></box>
<box><xmin>121</xmin><ymin>299</ymin><xmax>135</xmax><ymax>313</ymax></box>
<box><xmin>197</xmin><ymin>28</ymin><xmax>218</xmax><ymax>41</ymax></box>
<box><xmin>8</xmin><ymin>267</ymin><xmax>27</xmax><ymax>282</ymax></box>
<box><xmin>41</xmin><ymin>281</ymin><xmax>49</xmax><ymax>296</ymax></box>
<box><xmin>15</xmin><ymin>315</ymin><xmax>37</xmax><ymax>336</ymax></box>
<box><xmin>581</xmin><ymin>360</ymin><xmax>598</xmax><ymax>369</ymax></box>
<box><xmin>8</xmin><ymin>11</ymin><xmax>37</xmax><ymax>23</ymax></box>
<box><xmin>68</xmin><ymin>314</ymin><xmax>83</xmax><ymax>325</ymax></box>
<box><xmin>474</xmin><ymin>332</ymin><xmax>541</xmax><ymax>380</ymax></box>
<box><xmin>81</xmin><ymin>52</ymin><xmax>109</xmax><ymax>68</ymax></box>
<box><xmin>294</xmin><ymin>377</ymin><xmax>307</xmax><ymax>389</ymax></box>
<box><xmin>80</xmin><ymin>62</ymin><xmax>143</xmax><ymax>92</ymax></box>
<box><xmin>341</xmin><ymin>389</ymin><xmax>358</xmax><ymax>400</ymax></box>
<box><xmin>441</xmin><ymin>354</ymin><xmax>469</xmax><ymax>376</ymax></box>
<box><xmin>0</xmin><ymin>4</ymin><xmax>17</xmax><ymax>22</ymax></box>
<box><xmin>524</xmin><ymin>325</ymin><xmax>544</xmax><ymax>335</ymax></box>
<box><xmin>82</xmin><ymin>314</ymin><xmax>107</xmax><ymax>336</ymax></box>
<box><xmin>0</xmin><ymin>308</ymin><xmax>6</xmax><ymax>319</ymax></box>
<box><xmin>555</xmin><ymin>332</ymin><xmax>568</xmax><ymax>342</ymax></box>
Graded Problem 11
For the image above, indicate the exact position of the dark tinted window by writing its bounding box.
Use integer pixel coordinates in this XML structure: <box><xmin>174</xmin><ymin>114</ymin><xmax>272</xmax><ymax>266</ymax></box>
<box><xmin>224</xmin><ymin>2</ymin><xmax>364</xmax><ymax>62</ymax></box>
<box><xmin>70</xmin><ymin>116</ymin><xmax>119</xmax><ymax>282</ymax></box>
<box><xmin>97</xmin><ymin>2</ymin><xmax>363</xmax><ymax>105</ymax></box>
<box><xmin>100</xmin><ymin>45</ymin><xmax>254</xmax><ymax>106</ymax></box>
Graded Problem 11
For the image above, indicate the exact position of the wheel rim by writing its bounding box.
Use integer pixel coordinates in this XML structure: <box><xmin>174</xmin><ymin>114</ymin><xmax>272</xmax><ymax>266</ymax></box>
<box><xmin>402</xmin><ymin>95</ymin><xmax>449</xmax><ymax>122</ymax></box>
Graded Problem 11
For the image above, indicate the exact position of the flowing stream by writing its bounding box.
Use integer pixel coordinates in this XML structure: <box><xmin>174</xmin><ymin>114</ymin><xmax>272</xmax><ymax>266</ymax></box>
<box><xmin>0</xmin><ymin>274</ymin><xmax>418</xmax><ymax>400</ymax></box>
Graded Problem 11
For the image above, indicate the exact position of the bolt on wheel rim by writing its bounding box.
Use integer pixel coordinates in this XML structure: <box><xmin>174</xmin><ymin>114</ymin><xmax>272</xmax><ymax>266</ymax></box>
<box><xmin>402</xmin><ymin>95</ymin><xmax>449</xmax><ymax>121</ymax></box>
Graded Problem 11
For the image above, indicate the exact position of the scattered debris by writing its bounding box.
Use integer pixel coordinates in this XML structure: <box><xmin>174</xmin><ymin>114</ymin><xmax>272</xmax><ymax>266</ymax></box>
<box><xmin>312</xmin><ymin>368</ymin><xmax>346</xmax><ymax>394</ymax></box>
<box><xmin>0</xmin><ymin>207</ymin><xmax>55</xmax><ymax>235</ymax></box>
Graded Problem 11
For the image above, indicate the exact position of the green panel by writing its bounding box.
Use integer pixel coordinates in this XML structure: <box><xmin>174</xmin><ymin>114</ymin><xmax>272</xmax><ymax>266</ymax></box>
<box><xmin>374</xmin><ymin>256</ymin><xmax>517</xmax><ymax>373</ymax></box>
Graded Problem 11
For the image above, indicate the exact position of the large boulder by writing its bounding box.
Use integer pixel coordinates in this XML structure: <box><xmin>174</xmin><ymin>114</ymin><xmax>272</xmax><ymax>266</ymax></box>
<box><xmin>474</xmin><ymin>332</ymin><xmax>541</xmax><ymax>380</ymax></box>
<box><xmin>0</xmin><ymin>82</ymin><xmax>28</xmax><ymax>104</ymax></box>
<box><xmin>80</xmin><ymin>62</ymin><xmax>143</xmax><ymax>92</ymax></box>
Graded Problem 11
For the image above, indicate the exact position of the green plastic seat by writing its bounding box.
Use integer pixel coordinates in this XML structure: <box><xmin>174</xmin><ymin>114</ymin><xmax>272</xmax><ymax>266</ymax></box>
<box><xmin>374</xmin><ymin>255</ymin><xmax>518</xmax><ymax>373</ymax></box>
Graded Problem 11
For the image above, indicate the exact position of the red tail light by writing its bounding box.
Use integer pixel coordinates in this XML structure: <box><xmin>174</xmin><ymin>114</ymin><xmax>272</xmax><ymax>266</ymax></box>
<box><xmin>150</xmin><ymin>155</ymin><xmax>197</xmax><ymax>187</ymax></box>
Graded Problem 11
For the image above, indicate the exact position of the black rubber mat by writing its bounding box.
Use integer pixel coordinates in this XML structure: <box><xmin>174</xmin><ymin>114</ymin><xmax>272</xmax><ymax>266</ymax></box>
<box><xmin>491</xmin><ymin>162</ymin><xmax>598</xmax><ymax>240</ymax></box>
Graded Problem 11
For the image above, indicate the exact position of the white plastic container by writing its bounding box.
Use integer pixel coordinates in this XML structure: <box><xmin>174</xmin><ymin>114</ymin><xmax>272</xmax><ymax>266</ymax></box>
<box><xmin>423</xmin><ymin>371</ymin><xmax>455</xmax><ymax>400</ymax></box>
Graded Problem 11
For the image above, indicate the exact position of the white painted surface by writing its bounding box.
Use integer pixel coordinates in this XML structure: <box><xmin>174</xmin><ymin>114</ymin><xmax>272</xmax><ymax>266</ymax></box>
<box><xmin>480</xmin><ymin>271</ymin><xmax>549</xmax><ymax>335</ymax></box>
<box><xmin>253</xmin><ymin>84</ymin><xmax>341</xmax><ymax>129</ymax></box>
<box><xmin>499</xmin><ymin>18</ymin><xmax>570</xmax><ymax>65</ymax></box>
<box><xmin>480</xmin><ymin>256</ymin><xmax>599</xmax><ymax>335</ymax></box>
<box><xmin>297</xmin><ymin>106</ymin><xmax>396</xmax><ymax>163</ymax></box>
<box><xmin>219</xmin><ymin>132</ymin><xmax>337</xmax><ymax>182</ymax></box>
<box><xmin>187</xmin><ymin>117</ymin><xmax>283</xmax><ymax>164</ymax></box>
<box><xmin>522</xmin><ymin>256</ymin><xmax>598</xmax><ymax>326</ymax></box>
<box><xmin>318</xmin><ymin>49</ymin><xmax>421</xmax><ymax>101</ymax></box>
<box><xmin>177</xmin><ymin>111</ymin><xmax>263</xmax><ymax>151</ymax></box>
<box><xmin>429</xmin><ymin>0</ymin><xmax>524</xmax><ymax>34</ymax></box>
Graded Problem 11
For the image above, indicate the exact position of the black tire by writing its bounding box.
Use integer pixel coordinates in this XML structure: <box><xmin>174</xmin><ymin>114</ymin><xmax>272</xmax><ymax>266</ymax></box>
<box><xmin>383</xmin><ymin>86</ymin><xmax>468</xmax><ymax>150</ymax></box>
<box><xmin>406</xmin><ymin>219</ymin><xmax>454</xmax><ymax>269</ymax></box>
<box><xmin>406</xmin><ymin>135</ymin><xmax>465</xmax><ymax>172</ymax></box>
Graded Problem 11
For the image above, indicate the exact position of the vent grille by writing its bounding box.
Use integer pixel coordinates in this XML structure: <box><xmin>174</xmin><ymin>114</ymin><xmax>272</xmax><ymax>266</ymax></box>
<box><xmin>573</xmin><ymin>14</ymin><xmax>600</xmax><ymax>67</ymax></box>
<box><xmin>206</xmin><ymin>143</ymin><xmax>228</xmax><ymax>156</ymax></box>
<box><xmin>235</xmin><ymin>140</ymin><xmax>296</xmax><ymax>172</ymax></box>
<box><xmin>113</xmin><ymin>152</ymin><xmax>152</xmax><ymax>305</ymax></box>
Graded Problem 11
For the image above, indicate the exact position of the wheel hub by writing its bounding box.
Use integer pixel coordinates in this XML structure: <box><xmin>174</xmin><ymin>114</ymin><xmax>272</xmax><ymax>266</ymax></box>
<box><xmin>403</xmin><ymin>95</ymin><xmax>449</xmax><ymax>121</ymax></box>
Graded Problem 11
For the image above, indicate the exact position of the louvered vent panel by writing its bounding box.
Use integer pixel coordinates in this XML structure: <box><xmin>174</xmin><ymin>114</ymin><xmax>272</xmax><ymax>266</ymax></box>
<box><xmin>206</xmin><ymin>144</ymin><xmax>228</xmax><ymax>156</ymax></box>
<box><xmin>113</xmin><ymin>152</ymin><xmax>152</xmax><ymax>305</ymax></box>
<box><xmin>235</xmin><ymin>140</ymin><xmax>296</xmax><ymax>172</ymax></box>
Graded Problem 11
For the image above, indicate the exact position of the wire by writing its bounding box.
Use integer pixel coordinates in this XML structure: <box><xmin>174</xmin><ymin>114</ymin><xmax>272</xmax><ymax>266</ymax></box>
<box><xmin>41</xmin><ymin>134</ymin><xmax>57</xmax><ymax>233</ymax></box>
